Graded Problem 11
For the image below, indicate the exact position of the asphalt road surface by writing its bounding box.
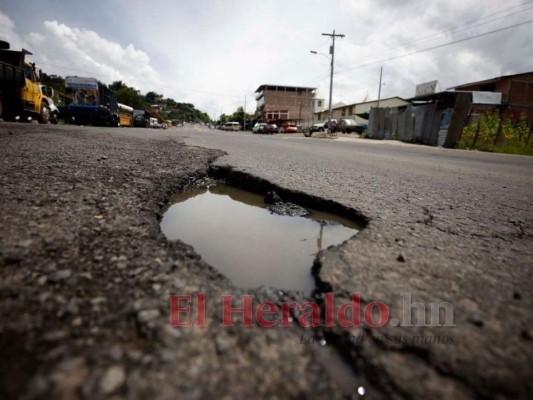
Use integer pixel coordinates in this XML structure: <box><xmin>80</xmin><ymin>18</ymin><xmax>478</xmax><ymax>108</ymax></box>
<box><xmin>178</xmin><ymin>126</ymin><xmax>533</xmax><ymax>399</ymax></box>
<box><xmin>1</xmin><ymin>123</ymin><xmax>532</xmax><ymax>400</ymax></box>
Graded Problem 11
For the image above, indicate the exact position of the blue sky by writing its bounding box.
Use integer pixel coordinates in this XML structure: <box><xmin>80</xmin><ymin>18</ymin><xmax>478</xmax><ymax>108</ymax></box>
<box><xmin>1</xmin><ymin>0</ymin><xmax>532</xmax><ymax>118</ymax></box>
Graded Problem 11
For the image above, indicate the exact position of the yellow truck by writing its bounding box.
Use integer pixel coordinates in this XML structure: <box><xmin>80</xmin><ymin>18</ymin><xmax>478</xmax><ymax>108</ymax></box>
<box><xmin>0</xmin><ymin>40</ymin><xmax>52</xmax><ymax>123</ymax></box>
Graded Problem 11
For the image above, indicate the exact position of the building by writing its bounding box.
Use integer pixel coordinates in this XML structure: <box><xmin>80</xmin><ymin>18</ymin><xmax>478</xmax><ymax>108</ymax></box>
<box><xmin>448</xmin><ymin>71</ymin><xmax>533</xmax><ymax>123</ymax></box>
<box><xmin>367</xmin><ymin>91</ymin><xmax>501</xmax><ymax>147</ymax></box>
<box><xmin>315</xmin><ymin>96</ymin><xmax>408</xmax><ymax>124</ymax></box>
<box><xmin>254</xmin><ymin>85</ymin><xmax>317</xmax><ymax>125</ymax></box>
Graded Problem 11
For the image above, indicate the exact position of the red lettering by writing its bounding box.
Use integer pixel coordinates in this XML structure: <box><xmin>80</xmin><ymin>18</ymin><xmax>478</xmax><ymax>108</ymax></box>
<box><xmin>280</xmin><ymin>302</ymin><xmax>298</xmax><ymax>327</ymax></box>
<box><xmin>298</xmin><ymin>302</ymin><xmax>321</xmax><ymax>327</ymax></box>
<box><xmin>222</xmin><ymin>295</ymin><xmax>253</xmax><ymax>327</ymax></box>
<box><xmin>196</xmin><ymin>292</ymin><xmax>206</xmax><ymax>327</ymax></box>
<box><xmin>324</xmin><ymin>292</ymin><xmax>335</xmax><ymax>327</ymax></box>
<box><xmin>256</xmin><ymin>302</ymin><xmax>278</xmax><ymax>327</ymax></box>
<box><xmin>170</xmin><ymin>295</ymin><xmax>193</xmax><ymax>327</ymax></box>
<box><xmin>365</xmin><ymin>301</ymin><xmax>389</xmax><ymax>328</ymax></box>
<box><xmin>337</xmin><ymin>293</ymin><xmax>362</xmax><ymax>328</ymax></box>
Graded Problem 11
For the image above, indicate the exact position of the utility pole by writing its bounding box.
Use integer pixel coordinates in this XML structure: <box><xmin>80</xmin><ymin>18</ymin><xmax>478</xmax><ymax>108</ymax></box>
<box><xmin>322</xmin><ymin>30</ymin><xmax>345</xmax><ymax>134</ymax></box>
<box><xmin>376</xmin><ymin>66</ymin><xmax>383</xmax><ymax>137</ymax></box>
<box><xmin>377</xmin><ymin>66</ymin><xmax>383</xmax><ymax>108</ymax></box>
<box><xmin>244</xmin><ymin>94</ymin><xmax>247</xmax><ymax>130</ymax></box>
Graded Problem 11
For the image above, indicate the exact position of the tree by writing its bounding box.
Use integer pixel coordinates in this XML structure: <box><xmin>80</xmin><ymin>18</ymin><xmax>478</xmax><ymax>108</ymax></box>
<box><xmin>110</xmin><ymin>81</ymin><xmax>147</xmax><ymax>109</ymax></box>
<box><xmin>226</xmin><ymin>107</ymin><xmax>254</xmax><ymax>129</ymax></box>
<box><xmin>166</xmin><ymin>102</ymin><xmax>210</xmax><ymax>123</ymax></box>
<box><xmin>35</xmin><ymin>71</ymin><xmax>212</xmax><ymax>122</ymax></box>
<box><xmin>41</xmin><ymin>72</ymin><xmax>65</xmax><ymax>85</ymax></box>
<box><xmin>145</xmin><ymin>91</ymin><xmax>163</xmax><ymax>105</ymax></box>
<box><xmin>165</xmin><ymin>98</ymin><xmax>178</xmax><ymax>109</ymax></box>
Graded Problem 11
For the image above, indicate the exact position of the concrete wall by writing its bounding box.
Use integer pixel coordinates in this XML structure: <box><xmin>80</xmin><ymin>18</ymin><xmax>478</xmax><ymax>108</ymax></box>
<box><xmin>316</xmin><ymin>97</ymin><xmax>409</xmax><ymax>124</ymax></box>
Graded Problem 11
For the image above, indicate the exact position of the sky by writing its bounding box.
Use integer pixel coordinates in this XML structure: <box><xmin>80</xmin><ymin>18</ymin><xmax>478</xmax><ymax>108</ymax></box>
<box><xmin>1</xmin><ymin>0</ymin><xmax>532</xmax><ymax>119</ymax></box>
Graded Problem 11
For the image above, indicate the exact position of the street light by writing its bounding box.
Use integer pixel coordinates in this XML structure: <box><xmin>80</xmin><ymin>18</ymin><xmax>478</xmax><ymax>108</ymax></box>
<box><xmin>310</xmin><ymin>50</ymin><xmax>329</xmax><ymax>60</ymax></box>
<box><xmin>310</xmin><ymin>30</ymin><xmax>344</xmax><ymax>135</ymax></box>
<box><xmin>310</xmin><ymin>50</ymin><xmax>329</xmax><ymax>127</ymax></box>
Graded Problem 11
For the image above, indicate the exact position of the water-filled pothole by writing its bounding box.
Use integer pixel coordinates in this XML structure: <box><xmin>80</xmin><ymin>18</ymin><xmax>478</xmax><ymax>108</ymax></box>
<box><xmin>161</xmin><ymin>184</ymin><xmax>360</xmax><ymax>294</ymax></box>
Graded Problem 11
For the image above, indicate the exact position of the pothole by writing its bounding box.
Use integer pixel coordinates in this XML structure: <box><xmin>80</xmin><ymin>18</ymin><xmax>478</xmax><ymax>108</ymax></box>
<box><xmin>161</xmin><ymin>183</ymin><xmax>361</xmax><ymax>294</ymax></box>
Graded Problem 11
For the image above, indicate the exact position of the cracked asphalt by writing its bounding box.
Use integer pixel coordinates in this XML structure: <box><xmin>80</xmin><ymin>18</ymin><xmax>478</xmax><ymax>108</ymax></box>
<box><xmin>1</xmin><ymin>123</ymin><xmax>532</xmax><ymax>399</ymax></box>
<box><xmin>178</xmin><ymin>126</ymin><xmax>533</xmax><ymax>399</ymax></box>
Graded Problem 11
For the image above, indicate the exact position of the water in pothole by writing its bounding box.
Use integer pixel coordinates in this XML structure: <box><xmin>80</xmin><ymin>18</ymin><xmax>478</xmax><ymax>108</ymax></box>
<box><xmin>160</xmin><ymin>184</ymin><xmax>359</xmax><ymax>294</ymax></box>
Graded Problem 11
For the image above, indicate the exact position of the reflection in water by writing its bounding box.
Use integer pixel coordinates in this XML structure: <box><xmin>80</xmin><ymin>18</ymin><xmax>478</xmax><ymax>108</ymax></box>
<box><xmin>161</xmin><ymin>185</ymin><xmax>359</xmax><ymax>294</ymax></box>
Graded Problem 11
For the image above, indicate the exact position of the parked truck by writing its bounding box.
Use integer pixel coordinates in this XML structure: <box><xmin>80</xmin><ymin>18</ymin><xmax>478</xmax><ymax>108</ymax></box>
<box><xmin>40</xmin><ymin>84</ymin><xmax>59</xmax><ymax>124</ymax></box>
<box><xmin>64</xmin><ymin>76</ymin><xmax>118</xmax><ymax>126</ymax></box>
<box><xmin>133</xmin><ymin>109</ymin><xmax>150</xmax><ymax>127</ymax></box>
<box><xmin>0</xmin><ymin>40</ymin><xmax>52</xmax><ymax>123</ymax></box>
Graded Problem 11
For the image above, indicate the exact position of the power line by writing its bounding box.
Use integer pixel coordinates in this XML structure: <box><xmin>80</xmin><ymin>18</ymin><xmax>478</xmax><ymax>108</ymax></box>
<box><xmin>337</xmin><ymin>19</ymin><xmax>533</xmax><ymax>74</ymax></box>
<box><xmin>400</xmin><ymin>1</ymin><xmax>533</xmax><ymax>49</ymax></box>
<box><xmin>346</xmin><ymin>1</ymin><xmax>533</xmax><ymax>68</ymax></box>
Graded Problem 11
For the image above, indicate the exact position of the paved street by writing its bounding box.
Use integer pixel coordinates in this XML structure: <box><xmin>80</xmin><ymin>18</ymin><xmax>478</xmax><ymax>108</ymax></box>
<box><xmin>1</xmin><ymin>123</ymin><xmax>532</xmax><ymax>399</ymax></box>
<box><xmin>178</xmin><ymin>126</ymin><xmax>533</xmax><ymax>398</ymax></box>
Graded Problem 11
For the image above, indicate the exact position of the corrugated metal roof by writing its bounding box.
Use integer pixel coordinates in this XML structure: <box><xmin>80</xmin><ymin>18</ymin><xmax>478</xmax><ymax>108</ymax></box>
<box><xmin>447</xmin><ymin>71</ymin><xmax>533</xmax><ymax>90</ymax></box>
<box><xmin>255</xmin><ymin>84</ymin><xmax>316</xmax><ymax>93</ymax></box>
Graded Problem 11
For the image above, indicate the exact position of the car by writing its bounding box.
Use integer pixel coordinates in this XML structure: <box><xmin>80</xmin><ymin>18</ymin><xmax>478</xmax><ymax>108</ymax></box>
<box><xmin>309</xmin><ymin>119</ymin><xmax>338</xmax><ymax>134</ymax></box>
<box><xmin>48</xmin><ymin>100</ymin><xmax>59</xmax><ymax>124</ymax></box>
<box><xmin>337</xmin><ymin>118</ymin><xmax>360</xmax><ymax>133</ymax></box>
<box><xmin>278</xmin><ymin>123</ymin><xmax>298</xmax><ymax>133</ymax></box>
<box><xmin>152</xmin><ymin>122</ymin><xmax>167</xmax><ymax>129</ymax></box>
<box><xmin>253</xmin><ymin>123</ymin><xmax>267</xmax><ymax>133</ymax></box>
<box><xmin>260</xmin><ymin>123</ymin><xmax>278</xmax><ymax>134</ymax></box>
<box><xmin>221</xmin><ymin>122</ymin><xmax>241</xmax><ymax>131</ymax></box>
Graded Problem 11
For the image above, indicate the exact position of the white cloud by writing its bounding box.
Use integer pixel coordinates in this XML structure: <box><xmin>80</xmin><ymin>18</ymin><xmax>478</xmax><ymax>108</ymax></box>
<box><xmin>34</xmin><ymin>20</ymin><xmax>161</xmax><ymax>92</ymax></box>
<box><xmin>312</xmin><ymin>0</ymin><xmax>533</xmax><ymax>104</ymax></box>
<box><xmin>0</xmin><ymin>11</ymin><xmax>25</xmax><ymax>50</ymax></box>
<box><xmin>2</xmin><ymin>0</ymin><xmax>532</xmax><ymax>118</ymax></box>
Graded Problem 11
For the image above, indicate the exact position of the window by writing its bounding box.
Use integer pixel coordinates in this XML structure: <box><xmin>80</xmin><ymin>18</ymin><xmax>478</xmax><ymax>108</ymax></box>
<box><xmin>23</xmin><ymin>65</ymin><xmax>34</xmax><ymax>80</ymax></box>
<box><xmin>266</xmin><ymin>110</ymin><xmax>289</xmax><ymax>120</ymax></box>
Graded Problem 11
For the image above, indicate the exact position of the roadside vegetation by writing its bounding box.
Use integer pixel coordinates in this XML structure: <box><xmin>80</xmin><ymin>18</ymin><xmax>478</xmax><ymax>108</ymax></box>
<box><xmin>459</xmin><ymin>112</ymin><xmax>532</xmax><ymax>156</ymax></box>
<box><xmin>219</xmin><ymin>106</ymin><xmax>255</xmax><ymax>130</ymax></box>
<box><xmin>41</xmin><ymin>73</ymin><xmax>210</xmax><ymax>123</ymax></box>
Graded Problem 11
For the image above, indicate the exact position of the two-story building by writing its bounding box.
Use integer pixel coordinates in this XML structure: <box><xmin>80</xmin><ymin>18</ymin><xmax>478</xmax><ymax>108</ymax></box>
<box><xmin>254</xmin><ymin>84</ymin><xmax>319</xmax><ymax>125</ymax></box>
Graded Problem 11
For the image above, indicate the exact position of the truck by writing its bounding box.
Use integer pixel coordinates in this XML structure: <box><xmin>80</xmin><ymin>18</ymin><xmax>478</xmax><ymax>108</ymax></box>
<box><xmin>132</xmin><ymin>109</ymin><xmax>150</xmax><ymax>127</ymax></box>
<box><xmin>64</xmin><ymin>76</ymin><xmax>119</xmax><ymax>126</ymax></box>
<box><xmin>0</xmin><ymin>40</ymin><xmax>53</xmax><ymax>123</ymax></box>
<box><xmin>118</xmin><ymin>103</ymin><xmax>133</xmax><ymax>127</ymax></box>
<box><xmin>40</xmin><ymin>84</ymin><xmax>59</xmax><ymax>124</ymax></box>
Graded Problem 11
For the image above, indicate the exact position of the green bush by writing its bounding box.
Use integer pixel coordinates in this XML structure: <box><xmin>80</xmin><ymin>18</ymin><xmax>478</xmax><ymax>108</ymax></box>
<box><xmin>460</xmin><ymin>112</ymin><xmax>532</xmax><ymax>156</ymax></box>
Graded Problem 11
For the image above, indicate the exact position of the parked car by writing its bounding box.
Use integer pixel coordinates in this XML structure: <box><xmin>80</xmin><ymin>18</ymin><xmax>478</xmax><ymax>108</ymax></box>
<box><xmin>48</xmin><ymin>100</ymin><xmax>60</xmax><ymax>125</ymax></box>
<box><xmin>253</xmin><ymin>123</ymin><xmax>267</xmax><ymax>133</ymax></box>
<box><xmin>278</xmin><ymin>123</ymin><xmax>298</xmax><ymax>133</ymax></box>
<box><xmin>357</xmin><ymin>123</ymin><xmax>368</xmax><ymax>134</ymax></box>
<box><xmin>221</xmin><ymin>122</ymin><xmax>241</xmax><ymax>131</ymax></box>
<box><xmin>337</xmin><ymin>118</ymin><xmax>360</xmax><ymax>133</ymax></box>
<box><xmin>308</xmin><ymin>119</ymin><xmax>338</xmax><ymax>134</ymax></box>
<box><xmin>152</xmin><ymin>122</ymin><xmax>167</xmax><ymax>129</ymax></box>
<box><xmin>260</xmin><ymin>123</ymin><xmax>278</xmax><ymax>134</ymax></box>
